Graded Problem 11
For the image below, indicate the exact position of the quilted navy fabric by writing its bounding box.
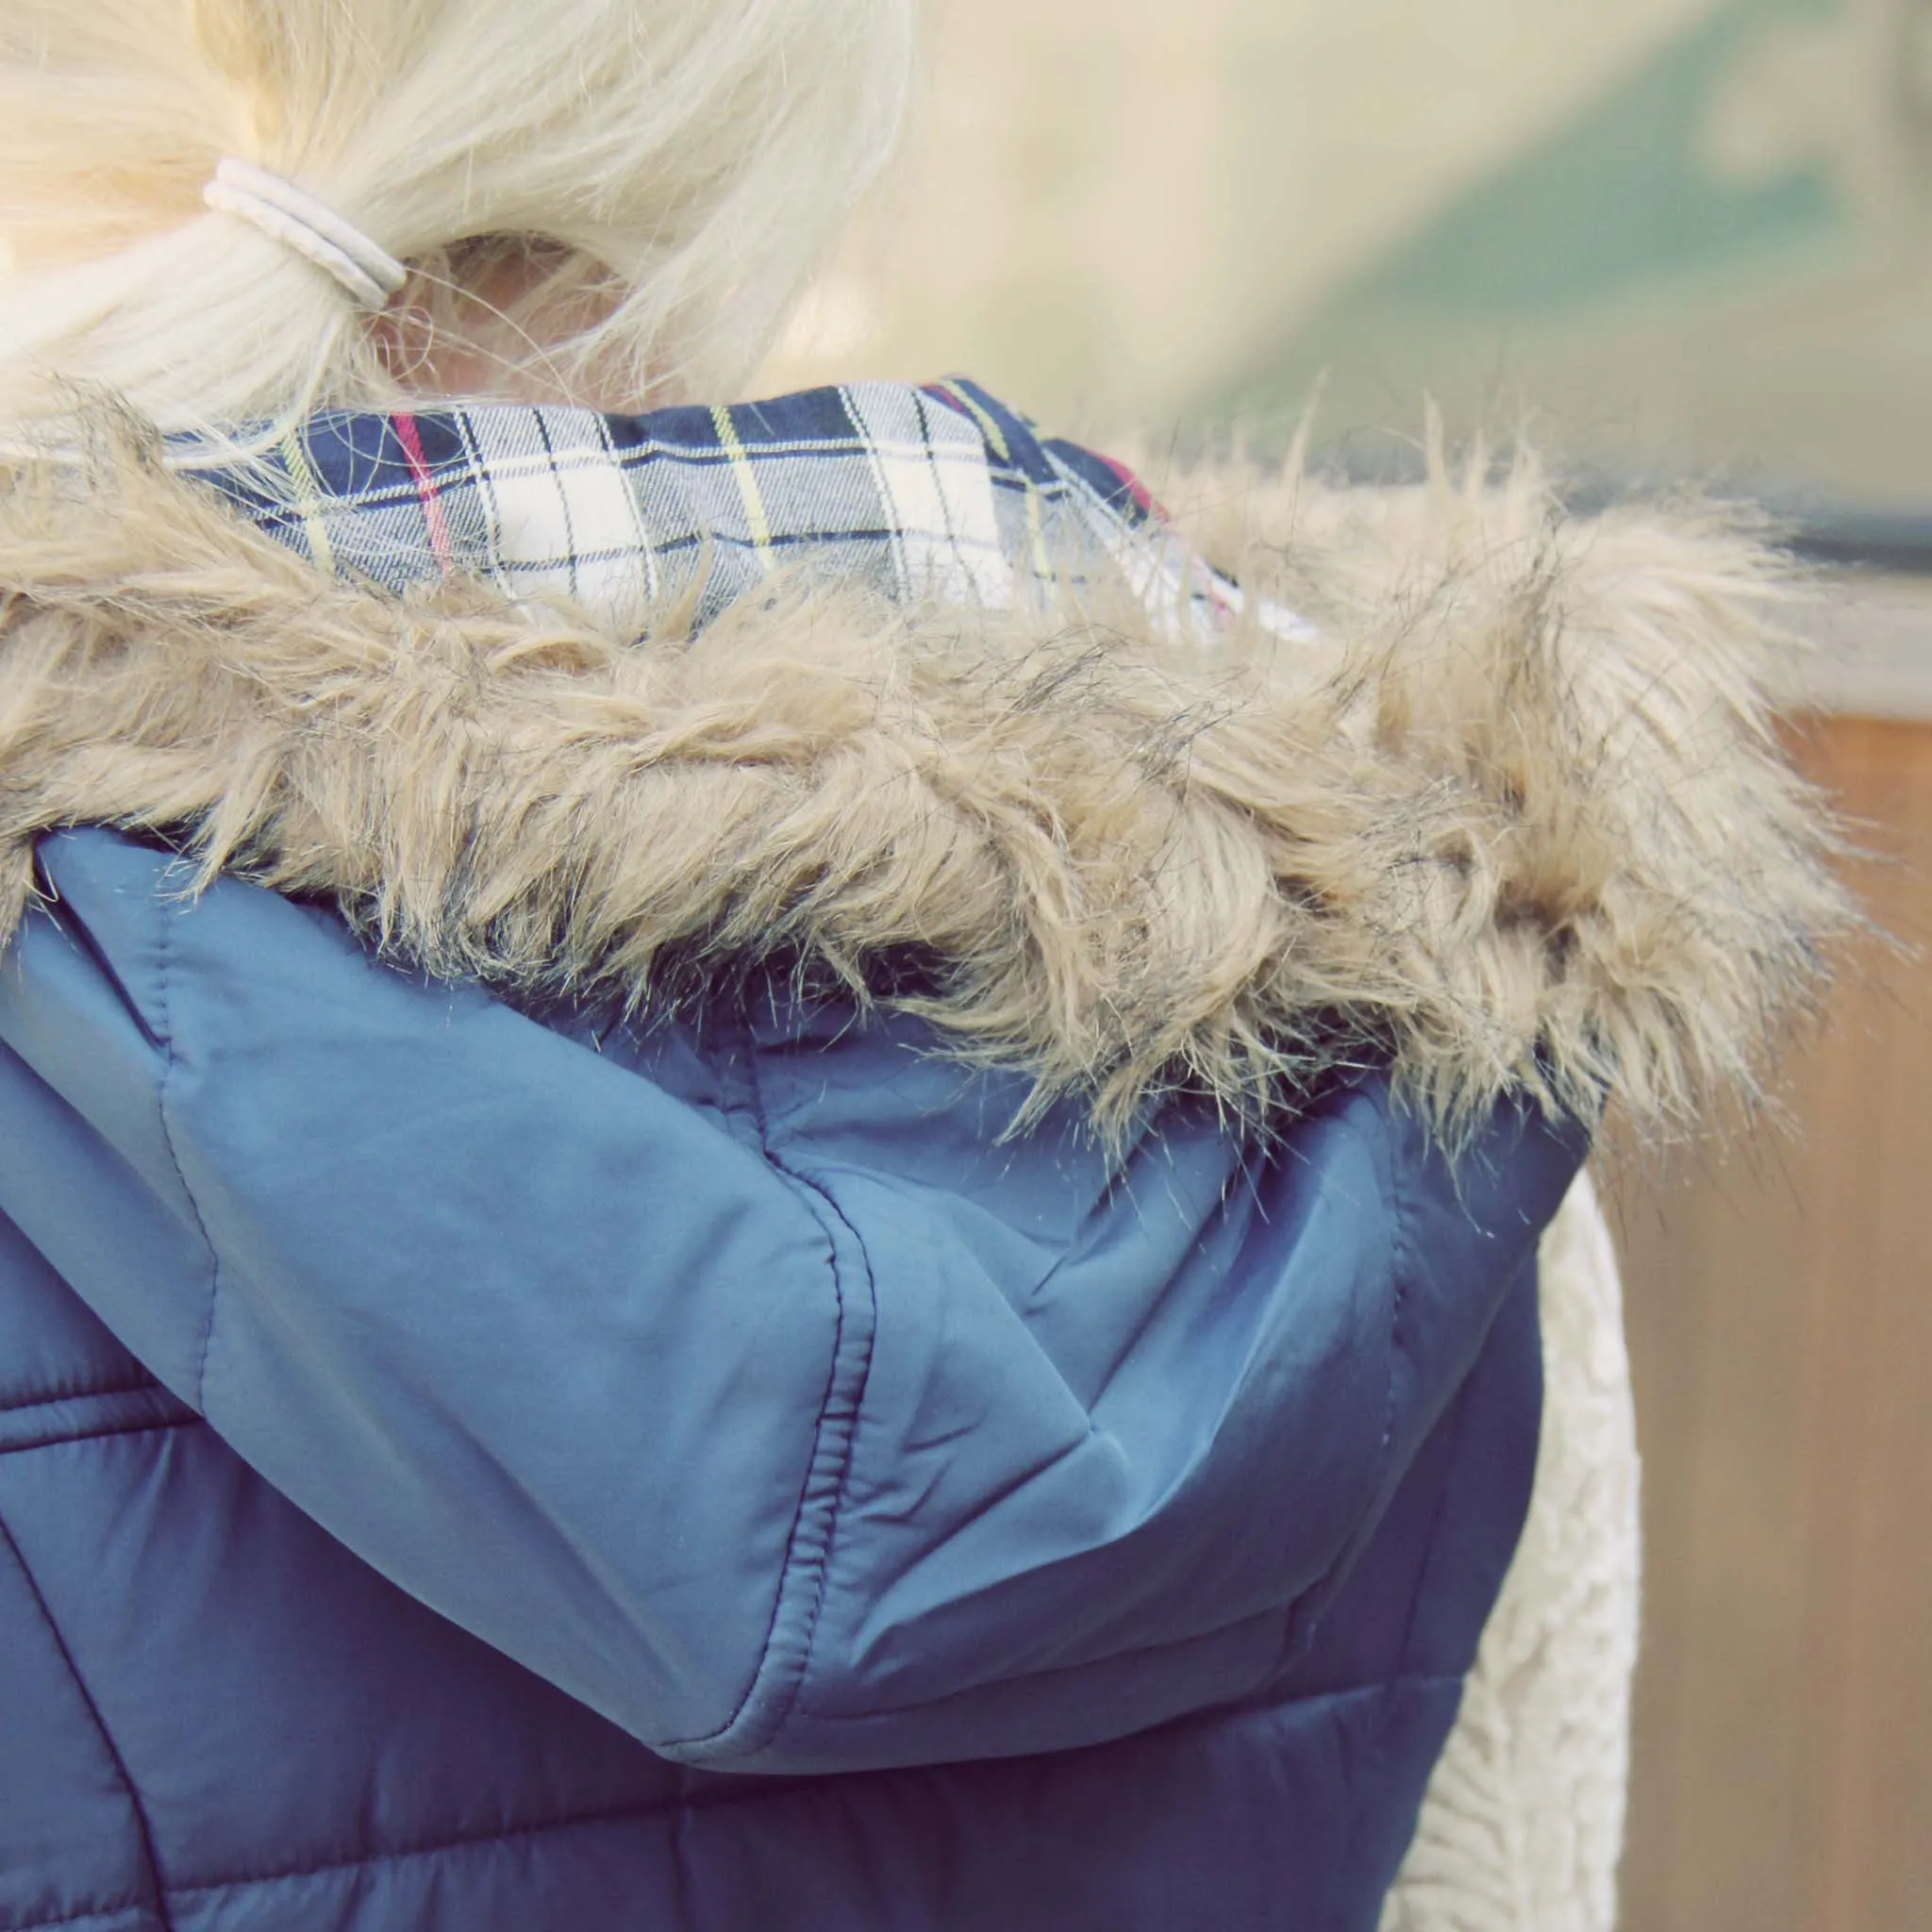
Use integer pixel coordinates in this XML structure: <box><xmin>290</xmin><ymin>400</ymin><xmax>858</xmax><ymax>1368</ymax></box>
<box><xmin>0</xmin><ymin>827</ymin><xmax>1581</xmax><ymax>1930</ymax></box>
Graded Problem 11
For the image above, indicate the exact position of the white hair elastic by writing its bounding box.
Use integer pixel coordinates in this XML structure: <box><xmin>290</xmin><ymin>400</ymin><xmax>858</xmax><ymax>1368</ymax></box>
<box><xmin>201</xmin><ymin>158</ymin><xmax>408</xmax><ymax>311</ymax></box>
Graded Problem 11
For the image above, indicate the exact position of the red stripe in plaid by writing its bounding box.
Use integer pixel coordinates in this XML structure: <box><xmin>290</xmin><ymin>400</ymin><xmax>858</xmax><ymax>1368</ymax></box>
<box><xmin>393</xmin><ymin>413</ymin><xmax>456</xmax><ymax>575</ymax></box>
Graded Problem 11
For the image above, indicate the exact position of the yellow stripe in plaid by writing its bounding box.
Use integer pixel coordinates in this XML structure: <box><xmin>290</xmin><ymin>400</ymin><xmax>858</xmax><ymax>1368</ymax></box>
<box><xmin>934</xmin><ymin>383</ymin><xmax>1051</xmax><ymax>584</ymax></box>
<box><xmin>278</xmin><ymin>427</ymin><xmax>337</xmax><ymax>578</ymax></box>
<box><xmin>711</xmin><ymin>405</ymin><xmax>774</xmax><ymax>570</ymax></box>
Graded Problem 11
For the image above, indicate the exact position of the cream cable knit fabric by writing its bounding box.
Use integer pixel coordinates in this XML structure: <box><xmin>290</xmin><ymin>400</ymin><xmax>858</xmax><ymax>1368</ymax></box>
<box><xmin>1384</xmin><ymin>1173</ymin><xmax>1641</xmax><ymax>1932</ymax></box>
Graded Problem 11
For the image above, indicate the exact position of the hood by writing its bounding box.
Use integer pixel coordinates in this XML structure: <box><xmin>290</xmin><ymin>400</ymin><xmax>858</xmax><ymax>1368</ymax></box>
<box><xmin>0</xmin><ymin>405</ymin><xmax>1852</xmax><ymax>1141</ymax></box>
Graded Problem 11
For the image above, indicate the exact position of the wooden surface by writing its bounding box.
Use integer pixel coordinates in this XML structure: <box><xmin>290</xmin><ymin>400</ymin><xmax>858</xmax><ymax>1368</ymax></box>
<box><xmin>1609</xmin><ymin>717</ymin><xmax>1932</xmax><ymax>1932</ymax></box>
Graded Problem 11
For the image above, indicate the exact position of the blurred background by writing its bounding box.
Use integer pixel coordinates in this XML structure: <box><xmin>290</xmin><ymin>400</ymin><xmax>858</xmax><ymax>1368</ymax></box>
<box><xmin>765</xmin><ymin>4</ymin><xmax>1931</xmax><ymax>1929</ymax></box>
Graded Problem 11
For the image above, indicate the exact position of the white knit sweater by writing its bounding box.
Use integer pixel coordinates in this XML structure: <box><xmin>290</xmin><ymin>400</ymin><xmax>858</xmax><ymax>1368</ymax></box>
<box><xmin>1384</xmin><ymin>1174</ymin><xmax>1641</xmax><ymax>1932</ymax></box>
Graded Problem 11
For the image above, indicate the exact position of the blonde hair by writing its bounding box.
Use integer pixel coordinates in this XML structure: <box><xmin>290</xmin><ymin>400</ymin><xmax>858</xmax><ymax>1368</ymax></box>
<box><xmin>0</xmin><ymin>0</ymin><xmax>916</xmax><ymax>434</ymax></box>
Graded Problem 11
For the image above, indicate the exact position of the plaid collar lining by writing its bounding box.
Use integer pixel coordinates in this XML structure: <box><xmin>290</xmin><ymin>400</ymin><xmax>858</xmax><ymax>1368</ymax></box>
<box><xmin>194</xmin><ymin>376</ymin><xmax>1273</xmax><ymax>643</ymax></box>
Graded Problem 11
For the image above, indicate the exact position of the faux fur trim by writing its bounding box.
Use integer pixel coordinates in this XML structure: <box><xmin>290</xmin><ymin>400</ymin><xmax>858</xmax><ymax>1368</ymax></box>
<box><xmin>0</xmin><ymin>416</ymin><xmax>1852</xmax><ymax>1140</ymax></box>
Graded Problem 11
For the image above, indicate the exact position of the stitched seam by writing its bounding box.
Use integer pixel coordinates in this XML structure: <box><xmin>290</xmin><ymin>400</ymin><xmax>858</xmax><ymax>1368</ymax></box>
<box><xmin>731</xmin><ymin>1151</ymin><xmax>876</xmax><ymax>1743</ymax></box>
<box><xmin>654</xmin><ymin>1003</ymin><xmax>841</xmax><ymax>1750</ymax></box>
<box><xmin>659</xmin><ymin>1010</ymin><xmax>877</xmax><ymax>1757</ymax></box>
<box><xmin>0</xmin><ymin>1417</ymin><xmax>197</xmax><ymax>1461</ymax></box>
<box><xmin>1392</xmin><ymin>1365</ymin><xmax>1477</xmax><ymax>1680</ymax></box>
<box><xmin>0</xmin><ymin>1378</ymin><xmax>158</xmax><ymax>1419</ymax></box>
<box><xmin>665</xmin><ymin>1173</ymin><xmax>847</xmax><ymax>1752</ymax></box>
<box><xmin>3</xmin><ymin>1901</ymin><xmax>155</xmax><ymax>1932</ymax></box>
<box><xmin>164</xmin><ymin>1785</ymin><xmax>800</xmax><ymax>1900</ymax></box>
<box><xmin>1269</xmin><ymin>1099</ymin><xmax>1413</xmax><ymax>1683</ymax></box>
<box><xmin>733</xmin><ymin>1029</ymin><xmax>878</xmax><ymax>1750</ymax></box>
<box><xmin>0</xmin><ymin>1499</ymin><xmax>175</xmax><ymax>1932</ymax></box>
<box><xmin>1381</xmin><ymin>1114</ymin><xmax>1413</xmax><ymax>1469</ymax></box>
<box><xmin>150</xmin><ymin>907</ymin><xmax>221</xmax><ymax>1412</ymax></box>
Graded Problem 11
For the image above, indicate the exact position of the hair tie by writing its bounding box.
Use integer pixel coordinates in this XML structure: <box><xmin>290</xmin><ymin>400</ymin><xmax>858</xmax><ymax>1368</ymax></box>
<box><xmin>201</xmin><ymin>158</ymin><xmax>408</xmax><ymax>311</ymax></box>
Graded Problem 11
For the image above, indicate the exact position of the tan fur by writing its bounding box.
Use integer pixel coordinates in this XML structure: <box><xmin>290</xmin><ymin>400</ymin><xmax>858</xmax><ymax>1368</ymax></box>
<box><xmin>0</xmin><ymin>416</ymin><xmax>1853</xmax><ymax>1141</ymax></box>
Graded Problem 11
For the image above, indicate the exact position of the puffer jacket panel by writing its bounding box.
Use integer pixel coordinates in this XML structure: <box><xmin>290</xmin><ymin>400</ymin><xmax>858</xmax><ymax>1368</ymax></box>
<box><xmin>0</xmin><ymin>1225</ymin><xmax>1535</xmax><ymax>1932</ymax></box>
<box><xmin>0</xmin><ymin>826</ymin><xmax>1568</xmax><ymax>1931</ymax></box>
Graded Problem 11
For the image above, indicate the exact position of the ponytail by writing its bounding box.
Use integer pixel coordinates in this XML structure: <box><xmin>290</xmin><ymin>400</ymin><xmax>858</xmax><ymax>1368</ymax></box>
<box><xmin>0</xmin><ymin>0</ymin><xmax>915</xmax><ymax>437</ymax></box>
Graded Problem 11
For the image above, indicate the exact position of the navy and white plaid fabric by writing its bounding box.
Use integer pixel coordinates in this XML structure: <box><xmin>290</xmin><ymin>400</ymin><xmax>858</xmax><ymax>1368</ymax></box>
<box><xmin>197</xmin><ymin>377</ymin><xmax>1297</xmax><ymax>643</ymax></box>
